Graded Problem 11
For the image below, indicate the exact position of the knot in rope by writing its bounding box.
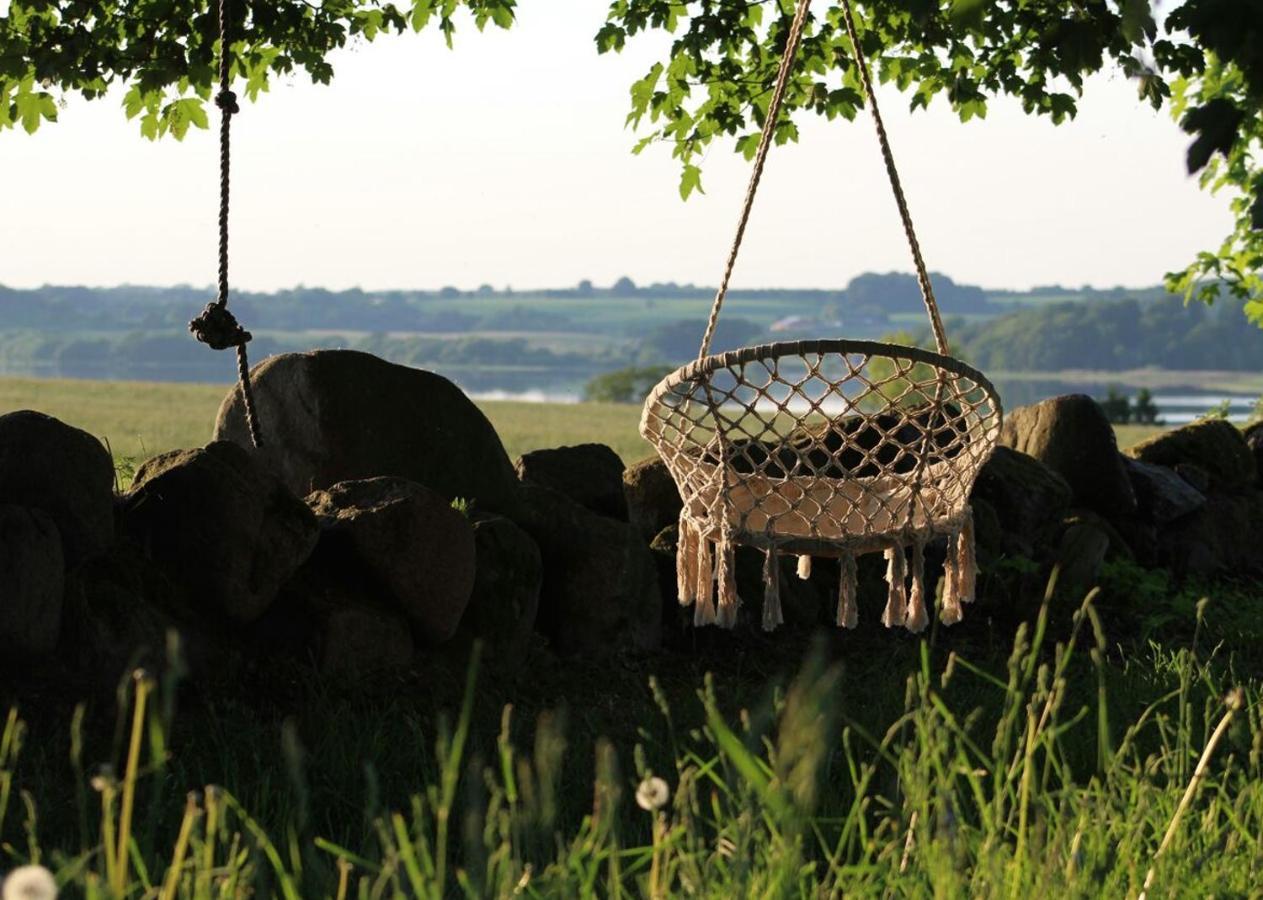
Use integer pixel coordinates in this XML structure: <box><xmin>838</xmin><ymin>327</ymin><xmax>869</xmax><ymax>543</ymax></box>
<box><xmin>214</xmin><ymin>90</ymin><xmax>239</xmax><ymax>114</ymax></box>
<box><xmin>189</xmin><ymin>301</ymin><xmax>252</xmax><ymax>351</ymax></box>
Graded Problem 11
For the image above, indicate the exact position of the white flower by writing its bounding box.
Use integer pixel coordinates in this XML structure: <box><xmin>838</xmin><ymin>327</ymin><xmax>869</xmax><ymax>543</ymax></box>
<box><xmin>2</xmin><ymin>865</ymin><xmax>57</xmax><ymax>900</ymax></box>
<box><xmin>635</xmin><ymin>775</ymin><xmax>670</xmax><ymax>812</ymax></box>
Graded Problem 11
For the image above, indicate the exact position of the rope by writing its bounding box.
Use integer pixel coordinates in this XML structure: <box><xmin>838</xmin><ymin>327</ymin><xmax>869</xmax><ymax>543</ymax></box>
<box><xmin>697</xmin><ymin>0</ymin><xmax>813</xmax><ymax>360</ymax></box>
<box><xmin>838</xmin><ymin>0</ymin><xmax>948</xmax><ymax>355</ymax></box>
<box><xmin>188</xmin><ymin>0</ymin><xmax>264</xmax><ymax>448</ymax></box>
<box><xmin>696</xmin><ymin>0</ymin><xmax>950</xmax><ymax>359</ymax></box>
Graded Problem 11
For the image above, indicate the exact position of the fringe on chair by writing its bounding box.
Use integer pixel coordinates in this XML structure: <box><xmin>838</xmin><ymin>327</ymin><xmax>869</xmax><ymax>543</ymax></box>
<box><xmin>837</xmin><ymin>552</ymin><xmax>858</xmax><ymax>629</ymax></box>
<box><xmin>694</xmin><ymin>534</ymin><xmax>716</xmax><ymax>626</ymax></box>
<box><xmin>956</xmin><ymin>506</ymin><xmax>977</xmax><ymax>605</ymax></box>
<box><xmin>677</xmin><ymin>516</ymin><xmax>700</xmax><ymax>608</ymax></box>
<box><xmin>716</xmin><ymin>532</ymin><xmax>740</xmax><ymax>629</ymax></box>
<box><xmin>762</xmin><ymin>549</ymin><xmax>783</xmax><ymax>631</ymax></box>
<box><xmin>881</xmin><ymin>545</ymin><xmax>908</xmax><ymax>628</ymax></box>
<box><xmin>797</xmin><ymin>554</ymin><xmax>813</xmax><ymax>580</ymax></box>
<box><xmin>940</xmin><ymin>529</ymin><xmax>963</xmax><ymax>625</ymax></box>
<box><xmin>905</xmin><ymin>540</ymin><xmax>929</xmax><ymax>634</ymax></box>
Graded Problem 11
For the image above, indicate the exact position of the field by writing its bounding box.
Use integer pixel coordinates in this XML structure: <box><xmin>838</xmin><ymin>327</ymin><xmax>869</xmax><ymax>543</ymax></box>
<box><xmin>0</xmin><ymin>376</ymin><xmax>657</xmax><ymax>468</ymax></box>
<box><xmin>0</xmin><ymin>376</ymin><xmax>1164</xmax><ymax>478</ymax></box>
<box><xmin>5</xmin><ymin>374</ymin><xmax>1259</xmax><ymax>897</ymax></box>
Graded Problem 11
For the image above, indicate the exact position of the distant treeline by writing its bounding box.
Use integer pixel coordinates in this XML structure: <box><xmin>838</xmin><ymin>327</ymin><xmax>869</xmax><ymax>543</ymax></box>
<box><xmin>0</xmin><ymin>330</ymin><xmax>598</xmax><ymax>383</ymax></box>
<box><xmin>952</xmin><ymin>296</ymin><xmax>1263</xmax><ymax>372</ymax></box>
<box><xmin>0</xmin><ymin>277</ymin><xmax>1256</xmax><ymax>382</ymax></box>
<box><xmin>0</xmin><ymin>271</ymin><xmax>1002</xmax><ymax>335</ymax></box>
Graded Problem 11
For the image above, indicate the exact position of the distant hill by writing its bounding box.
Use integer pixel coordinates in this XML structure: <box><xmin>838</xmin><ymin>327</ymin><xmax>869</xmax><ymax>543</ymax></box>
<box><xmin>952</xmin><ymin>295</ymin><xmax>1262</xmax><ymax>372</ymax></box>
<box><xmin>0</xmin><ymin>275</ymin><xmax>1254</xmax><ymax>384</ymax></box>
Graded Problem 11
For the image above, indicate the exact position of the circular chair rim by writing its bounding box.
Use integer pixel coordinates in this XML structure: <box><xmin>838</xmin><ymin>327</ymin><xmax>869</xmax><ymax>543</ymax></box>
<box><xmin>640</xmin><ymin>338</ymin><xmax>1003</xmax><ymax>558</ymax></box>
<box><xmin>641</xmin><ymin>337</ymin><xmax>1002</xmax><ymax>431</ymax></box>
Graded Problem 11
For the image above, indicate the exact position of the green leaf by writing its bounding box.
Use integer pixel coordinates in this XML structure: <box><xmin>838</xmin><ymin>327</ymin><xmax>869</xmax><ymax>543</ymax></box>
<box><xmin>123</xmin><ymin>87</ymin><xmax>146</xmax><ymax>120</ymax></box>
<box><xmin>15</xmin><ymin>90</ymin><xmax>56</xmax><ymax>134</ymax></box>
<box><xmin>949</xmin><ymin>0</ymin><xmax>986</xmax><ymax>30</ymax></box>
<box><xmin>410</xmin><ymin>0</ymin><xmax>434</xmax><ymax>32</ymax></box>
<box><xmin>678</xmin><ymin>163</ymin><xmax>703</xmax><ymax>201</ymax></box>
<box><xmin>1182</xmin><ymin>99</ymin><xmax>1244</xmax><ymax>174</ymax></box>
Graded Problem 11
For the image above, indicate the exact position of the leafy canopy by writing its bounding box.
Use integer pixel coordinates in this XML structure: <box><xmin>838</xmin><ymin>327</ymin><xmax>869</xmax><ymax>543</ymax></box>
<box><xmin>0</xmin><ymin>1</ymin><xmax>515</xmax><ymax>139</ymax></box>
<box><xmin>2</xmin><ymin>1</ymin><xmax>1260</xmax><ymax>317</ymax></box>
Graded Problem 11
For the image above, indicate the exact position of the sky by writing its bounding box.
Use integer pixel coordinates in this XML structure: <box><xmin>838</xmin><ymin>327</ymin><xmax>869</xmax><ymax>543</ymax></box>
<box><xmin>0</xmin><ymin>0</ymin><xmax>1235</xmax><ymax>294</ymax></box>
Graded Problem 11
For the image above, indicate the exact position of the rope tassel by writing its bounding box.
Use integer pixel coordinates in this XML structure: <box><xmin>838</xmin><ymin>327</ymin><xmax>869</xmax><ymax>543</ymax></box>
<box><xmin>762</xmin><ymin>549</ymin><xmax>783</xmax><ymax>632</ymax></box>
<box><xmin>716</xmin><ymin>537</ymin><xmax>740</xmax><ymax>628</ymax></box>
<box><xmin>956</xmin><ymin>507</ymin><xmax>977</xmax><ymax>605</ymax></box>
<box><xmin>940</xmin><ymin>530</ymin><xmax>963</xmax><ymax>625</ymax></box>
<box><xmin>694</xmin><ymin>536</ymin><xmax>716</xmax><ymax>626</ymax></box>
<box><xmin>905</xmin><ymin>541</ymin><xmax>929</xmax><ymax>633</ymax></box>
<box><xmin>882</xmin><ymin>545</ymin><xmax>908</xmax><ymax>628</ymax></box>
<box><xmin>837</xmin><ymin>552</ymin><xmax>858</xmax><ymax>629</ymax></box>
<box><xmin>676</xmin><ymin>517</ymin><xmax>700</xmax><ymax>608</ymax></box>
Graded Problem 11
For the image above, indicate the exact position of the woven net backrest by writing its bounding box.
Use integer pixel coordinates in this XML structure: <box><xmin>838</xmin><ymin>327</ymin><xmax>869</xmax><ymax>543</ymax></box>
<box><xmin>642</xmin><ymin>340</ymin><xmax>1001</xmax><ymax>557</ymax></box>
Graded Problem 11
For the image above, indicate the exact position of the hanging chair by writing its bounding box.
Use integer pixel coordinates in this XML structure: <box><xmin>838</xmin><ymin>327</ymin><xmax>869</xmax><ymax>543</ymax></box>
<box><xmin>640</xmin><ymin>0</ymin><xmax>1002</xmax><ymax>633</ymax></box>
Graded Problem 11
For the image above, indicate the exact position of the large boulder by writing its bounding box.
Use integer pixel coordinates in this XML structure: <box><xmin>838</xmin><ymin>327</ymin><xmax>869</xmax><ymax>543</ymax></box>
<box><xmin>999</xmin><ymin>395</ymin><xmax>1135</xmax><ymax>517</ymax></box>
<box><xmin>1156</xmin><ymin>492</ymin><xmax>1263</xmax><ymax>577</ymax></box>
<box><xmin>214</xmin><ymin>350</ymin><xmax>521</xmax><ymax>514</ymax></box>
<box><xmin>1126</xmin><ymin>418</ymin><xmax>1256</xmax><ymax>492</ymax></box>
<box><xmin>969</xmin><ymin>447</ymin><xmax>1073</xmax><ymax>559</ymax></box>
<box><xmin>1240</xmin><ymin>420</ymin><xmax>1263</xmax><ymax>485</ymax></box>
<box><xmin>1125</xmin><ymin>457</ymin><xmax>1206</xmax><ymax>525</ymax></box>
<box><xmin>0</xmin><ymin>506</ymin><xmax>64</xmax><ymax>661</ymax></box>
<box><xmin>306</xmin><ymin>477</ymin><xmax>476</xmax><ymax>644</ymax></box>
<box><xmin>623</xmin><ymin>455</ymin><xmax>683</xmax><ymax>540</ymax></box>
<box><xmin>516</xmin><ymin>444</ymin><xmax>628</xmax><ymax>520</ymax></box>
<box><xmin>253</xmin><ymin>557</ymin><xmax>415</xmax><ymax>678</ymax></box>
<box><xmin>122</xmin><ymin>442</ymin><xmax>319</xmax><ymax>623</ymax></box>
<box><xmin>515</xmin><ymin>482</ymin><xmax>661</xmax><ymax>655</ymax></box>
<box><xmin>0</xmin><ymin>410</ymin><xmax>114</xmax><ymax>567</ymax></box>
<box><xmin>1055</xmin><ymin>511</ymin><xmax>1115</xmax><ymax>593</ymax></box>
<box><xmin>446</xmin><ymin>515</ymin><xmax>542</xmax><ymax>673</ymax></box>
<box><xmin>61</xmin><ymin>539</ymin><xmax>227</xmax><ymax>686</ymax></box>
<box><xmin>312</xmin><ymin>596</ymin><xmax>414</xmax><ymax>677</ymax></box>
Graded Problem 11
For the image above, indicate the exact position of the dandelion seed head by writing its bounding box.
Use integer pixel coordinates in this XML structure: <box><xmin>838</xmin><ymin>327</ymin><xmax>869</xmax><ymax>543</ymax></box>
<box><xmin>2</xmin><ymin>865</ymin><xmax>57</xmax><ymax>900</ymax></box>
<box><xmin>635</xmin><ymin>775</ymin><xmax>670</xmax><ymax>811</ymax></box>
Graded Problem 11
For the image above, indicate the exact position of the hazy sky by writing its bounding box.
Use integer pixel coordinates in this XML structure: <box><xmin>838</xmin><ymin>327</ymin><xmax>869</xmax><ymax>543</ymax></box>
<box><xmin>1</xmin><ymin>1</ymin><xmax>1234</xmax><ymax>293</ymax></box>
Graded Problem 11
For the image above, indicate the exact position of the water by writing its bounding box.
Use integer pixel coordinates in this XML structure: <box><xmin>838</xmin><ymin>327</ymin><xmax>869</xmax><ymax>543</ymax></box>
<box><xmin>467</xmin><ymin>379</ymin><xmax>1256</xmax><ymax>425</ymax></box>
<box><xmin>2</xmin><ymin>354</ymin><xmax>1254</xmax><ymax>422</ymax></box>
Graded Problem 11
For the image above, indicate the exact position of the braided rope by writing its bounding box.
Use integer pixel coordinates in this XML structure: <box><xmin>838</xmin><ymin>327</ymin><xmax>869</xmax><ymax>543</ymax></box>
<box><xmin>188</xmin><ymin>0</ymin><xmax>264</xmax><ymax>448</ymax></box>
<box><xmin>833</xmin><ymin>0</ymin><xmax>950</xmax><ymax>536</ymax></box>
<box><xmin>697</xmin><ymin>0</ymin><xmax>950</xmax><ymax>359</ymax></box>
<box><xmin>697</xmin><ymin>0</ymin><xmax>813</xmax><ymax>361</ymax></box>
<box><xmin>838</xmin><ymin>0</ymin><xmax>948</xmax><ymax>355</ymax></box>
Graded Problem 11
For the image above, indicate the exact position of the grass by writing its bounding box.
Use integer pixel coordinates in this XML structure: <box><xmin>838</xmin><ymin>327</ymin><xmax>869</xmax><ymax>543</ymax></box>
<box><xmin>0</xmin><ymin>376</ymin><xmax>654</xmax><ymax>467</ymax></box>
<box><xmin>1113</xmin><ymin>424</ymin><xmax>1165</xmax><ymax>449</ymax></box>
<box><xmin>4</xmin><ymin>574</ymin><xmax>1263</xmax><ymax>896</ymax></box>
<box><xmin>0</xmin><ymin>375</ymin><xmax>1171</xmax><ymax>478</ymax></box>
<box><xmin>0</xmin><ymin>377</ymin><xmax>224</xmax><ymax>464</ymax></box>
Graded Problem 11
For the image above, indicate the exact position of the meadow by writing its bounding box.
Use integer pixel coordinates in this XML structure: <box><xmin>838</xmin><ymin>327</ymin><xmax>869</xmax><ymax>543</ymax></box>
<box><xmin>4</xmin><ymin>573</ymin><xmax>1263</xmax><ymax>897</ymax></box>
<box><xmin>0</xmin><ymin>376</ymin><xmax>1160</xmax><ymax>477</ymax></box>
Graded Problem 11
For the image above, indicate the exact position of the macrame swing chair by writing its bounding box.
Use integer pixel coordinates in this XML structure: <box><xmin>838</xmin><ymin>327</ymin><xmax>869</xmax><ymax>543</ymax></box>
<box><xmin>640</xmin><ymin>0</ymin><xmax>1003</xmax><ymax>633</ymax></box>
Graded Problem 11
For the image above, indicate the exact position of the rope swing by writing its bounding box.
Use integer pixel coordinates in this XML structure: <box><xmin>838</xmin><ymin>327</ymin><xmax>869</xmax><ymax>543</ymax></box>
<box><xmin>188</xmin><ymin>0</ymin><xmax>264</xmax><ymax>448</ymax></box>
<box><xmin>640</xmin><ymin>0</ymin><xmax>1003</xmax><ymax>632</ymax></box>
